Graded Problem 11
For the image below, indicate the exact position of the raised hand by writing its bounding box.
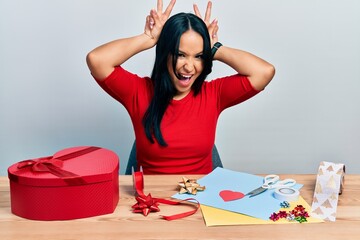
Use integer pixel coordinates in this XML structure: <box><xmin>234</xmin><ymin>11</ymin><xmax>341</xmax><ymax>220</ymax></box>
<box><xmin>144</xmin><ymin>0</ymin><xmax>176</xmax><ymax>41</ymax></box>
<box><xmin>193</xmin><ymin>1</ymin><xmax>219</xmax><ymax>47</ymax></box>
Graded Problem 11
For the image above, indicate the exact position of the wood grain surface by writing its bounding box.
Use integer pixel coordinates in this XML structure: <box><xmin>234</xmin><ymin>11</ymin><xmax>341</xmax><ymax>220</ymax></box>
<box><xmin>0</xmin><ymin>174</ymin><xmax>359</xmax><ymax>240</ymax></box>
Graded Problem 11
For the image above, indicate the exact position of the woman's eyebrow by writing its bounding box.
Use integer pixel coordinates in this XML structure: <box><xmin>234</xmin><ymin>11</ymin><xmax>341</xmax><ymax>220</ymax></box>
<box><xmin>178</xmin><ymin>50</ymin><xmax>204</xmax><ymax>55</ymax></box>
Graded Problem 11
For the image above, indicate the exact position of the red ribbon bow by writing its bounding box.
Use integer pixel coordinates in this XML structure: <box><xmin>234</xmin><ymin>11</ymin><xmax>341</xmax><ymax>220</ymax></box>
<box><xmin>14</xmin><ymin>147</ymin><xmax>101</xmax><ymax>185</ymax></box>
<box><xmin>132</xmin><ymin>193</ymin><xmax>160</xmax><ymax>216</ymax></box>
<box><xmin>17</xmin><ymin>156</ymin><xmax>80</xmax><ymax>179</ymax></box>
<box><xmin>132</xmin><ymin>170</ymin><xmax>200</xmax><ymax>220</ymax></box>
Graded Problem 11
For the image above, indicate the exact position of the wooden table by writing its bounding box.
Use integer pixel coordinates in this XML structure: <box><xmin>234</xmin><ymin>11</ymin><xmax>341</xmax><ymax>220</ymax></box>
<box><xmin>1</xmin><ymin>174</ymin><xmax>359</xmax><ymax>240</ymax></box>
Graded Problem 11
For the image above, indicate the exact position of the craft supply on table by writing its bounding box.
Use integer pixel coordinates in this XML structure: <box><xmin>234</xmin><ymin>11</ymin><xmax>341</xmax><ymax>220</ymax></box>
<box><xmin>178</xmin><ymin>176</ymin><xmax>205</xmax><ymax>195</ymax></box>
<box><xmin>200</xmin><ymin>197</ymin><xmax>324</xmax><ymax>226</ymax></box>
<box><xmin>184</xmin><ymin>167</ymin><xmax>324</xmax><ymax>226</ymax></box>
<box><xmin>311</xmin><ymin>161</ymin><xmax>345</xmax><ymax>221</ymax></box>
<box><xmin>132</xmin><ymin>168</ymin><xmax>200</xmax><ymax>220</ymax></box>
<box><xmin>245</xmin><ymin>174</ymin><xmax>296</xmax><ymax>198</ymax></box>
<box><xmin>280</xmin><ymin>201</ymin><xmax>290</xmax><ymax>208</ymax></box>
<box><xmin>172</xmin><ymin>167</ymin><xmax>304</xmax><ymax>220</ymax></box>
<box><xmin>269</xmin><ymin>204</ymin><xmax>309</xmax><ymax>223</ymax></box>
<box><xmin>273</xmin><ymin>187</ymin><xmax>300</xmax><ymax>201</ymax></box>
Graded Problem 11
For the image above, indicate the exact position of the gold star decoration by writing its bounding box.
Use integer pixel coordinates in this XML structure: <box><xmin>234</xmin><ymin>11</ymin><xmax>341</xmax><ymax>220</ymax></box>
<box><xmin>178</xmin><ymin>177</ymin><xmax>205</xmax><ymax>195</ymax></box>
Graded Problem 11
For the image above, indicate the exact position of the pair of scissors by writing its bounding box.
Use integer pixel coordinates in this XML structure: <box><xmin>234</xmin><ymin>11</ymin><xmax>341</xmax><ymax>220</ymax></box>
<box><xmin>245</xmin><ymin>174</ymin><xmax>296</xmax><ymax>198</ymax></box>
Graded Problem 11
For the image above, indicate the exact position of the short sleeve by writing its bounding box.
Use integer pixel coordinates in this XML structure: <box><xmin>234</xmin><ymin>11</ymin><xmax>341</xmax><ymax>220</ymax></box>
<box><xmin>94</xmin><ymin>66</ymin><xmax>152</xmax><ymax>109</ymax></box>
<box><xmin>216</xmin><ymin>74</ymin><xmax>261</xmax><ymax>111</ymax></box>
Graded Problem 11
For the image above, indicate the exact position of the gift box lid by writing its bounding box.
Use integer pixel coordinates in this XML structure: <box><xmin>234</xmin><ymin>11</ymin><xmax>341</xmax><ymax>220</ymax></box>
<box><xmin>8</xmin><ymin>146</ymin><xmax>119</xmax><ymax>187</ymax></box>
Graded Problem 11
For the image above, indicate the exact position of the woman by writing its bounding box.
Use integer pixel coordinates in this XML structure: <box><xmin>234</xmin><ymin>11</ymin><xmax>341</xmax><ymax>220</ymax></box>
<box><xmin>86</xmin><ymin>0</ymin><xmax>275</xmax><ymax>174</ymax></box>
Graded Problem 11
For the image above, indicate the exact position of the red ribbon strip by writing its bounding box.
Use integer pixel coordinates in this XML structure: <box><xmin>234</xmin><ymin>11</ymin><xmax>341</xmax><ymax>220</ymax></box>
<box><xmin>132</xmin><ymin>170</ymin><xmax>200</xmax><ymax>220</ymax></box>
<box><xmin>16</xmin><ymin>146</ymin><xmax>101</xmax><ymax>185</ymax></box>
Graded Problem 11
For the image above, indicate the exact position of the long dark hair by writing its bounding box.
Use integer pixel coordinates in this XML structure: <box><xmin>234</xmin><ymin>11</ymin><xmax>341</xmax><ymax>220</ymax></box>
<box><xmin>142</xmin><ymin>12</ymin><xmax>213</xmax><ymax>146</ymax></box>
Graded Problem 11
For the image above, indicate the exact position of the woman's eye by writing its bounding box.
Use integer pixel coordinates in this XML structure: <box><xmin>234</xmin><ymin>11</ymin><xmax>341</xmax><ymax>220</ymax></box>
<box><xmin>196</xmin><ymin>54</ymin><xmax>203</xmax><ymax>59</ymax></box>
<box><xmin>177</xmin><ymin>53</ymin><xmax>185</xmax><ymax>58</ymax></box>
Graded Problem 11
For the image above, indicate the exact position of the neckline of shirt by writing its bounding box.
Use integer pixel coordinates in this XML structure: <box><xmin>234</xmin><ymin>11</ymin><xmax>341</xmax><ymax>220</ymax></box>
<box><xmin>171</xmin><ymin>90</ymin><xmax>194</xmax><ymax>105</ymax></box>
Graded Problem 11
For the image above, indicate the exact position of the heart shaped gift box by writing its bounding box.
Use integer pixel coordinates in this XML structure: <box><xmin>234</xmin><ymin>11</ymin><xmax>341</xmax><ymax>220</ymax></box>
<box><xmin>7</xmin><ymin>146</ymin><xmax>119</xmax><ymax>220</ymax></box>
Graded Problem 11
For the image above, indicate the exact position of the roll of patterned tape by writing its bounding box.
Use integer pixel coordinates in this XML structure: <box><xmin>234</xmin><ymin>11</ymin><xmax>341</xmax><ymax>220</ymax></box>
<box><xmin>310</xmin><ymin>161</ymin><xmax>345</xmax><ymax>222</ymax></box>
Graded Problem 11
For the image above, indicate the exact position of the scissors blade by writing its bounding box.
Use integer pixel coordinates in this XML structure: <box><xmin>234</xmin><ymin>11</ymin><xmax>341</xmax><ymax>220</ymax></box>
<box><xmin>246</xmin><ymin>186</ymin><xmax>267</xmax><ymax>198</ymax></box>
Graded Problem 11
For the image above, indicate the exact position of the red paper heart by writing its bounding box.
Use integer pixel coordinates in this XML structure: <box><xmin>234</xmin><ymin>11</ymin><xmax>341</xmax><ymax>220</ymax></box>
<box><xmin>219</xmin><ymin>190</ymin><xmax>245</xmax><ymax>202</ymax></box>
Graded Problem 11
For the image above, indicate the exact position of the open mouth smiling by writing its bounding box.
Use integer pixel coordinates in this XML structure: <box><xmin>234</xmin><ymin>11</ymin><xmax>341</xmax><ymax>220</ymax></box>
<box><xmin>178</xmin><ymin>74</ymin><xmax>192</xmax><ymax>81</ymax></box>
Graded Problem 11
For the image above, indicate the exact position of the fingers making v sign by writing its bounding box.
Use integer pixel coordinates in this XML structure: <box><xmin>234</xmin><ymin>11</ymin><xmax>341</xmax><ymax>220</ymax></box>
<box><xmin>193</xmin><ymin>1</ymin><xmax>219</xmax><ymax>47</ymax></box>
<box><xmin>144</xmin><ymin>0</ymin><xmax>176</xmax><ymax>40</ymax></box>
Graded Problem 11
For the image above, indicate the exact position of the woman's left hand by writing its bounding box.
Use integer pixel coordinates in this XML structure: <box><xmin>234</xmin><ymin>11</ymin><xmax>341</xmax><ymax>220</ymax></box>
<box><xmin>193</xmin><ymin>1</ymin><xmax>219</xmax><ymax>47</ymax></box>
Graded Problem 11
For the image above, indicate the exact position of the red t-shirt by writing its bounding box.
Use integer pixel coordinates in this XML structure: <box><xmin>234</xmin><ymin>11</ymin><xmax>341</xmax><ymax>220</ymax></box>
<box><xmin>96</xmin><ymin>66</ymin><xmax>259</xmax><ymax>174</ymax></box>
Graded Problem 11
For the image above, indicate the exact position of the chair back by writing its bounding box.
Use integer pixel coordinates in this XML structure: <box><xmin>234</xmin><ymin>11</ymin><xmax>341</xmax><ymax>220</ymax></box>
<box><xmin>125</xmin><ymin>141</ymin><xmax>223</xmax><ymax>175</ymax></box>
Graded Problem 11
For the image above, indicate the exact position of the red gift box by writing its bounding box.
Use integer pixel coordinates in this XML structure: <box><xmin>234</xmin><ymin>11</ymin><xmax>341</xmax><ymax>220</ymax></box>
<box><xmin>7</xmin><ymin>146</ymin><xmax>119</xmax><ymax>220</ymax></box>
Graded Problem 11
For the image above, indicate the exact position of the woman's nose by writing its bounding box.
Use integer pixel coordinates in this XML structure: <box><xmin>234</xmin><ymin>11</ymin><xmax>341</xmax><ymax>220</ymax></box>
<box><xmin>183</xmin><ymin>59</ymin><xmax>194</xmax><ymax>72</ymax></box>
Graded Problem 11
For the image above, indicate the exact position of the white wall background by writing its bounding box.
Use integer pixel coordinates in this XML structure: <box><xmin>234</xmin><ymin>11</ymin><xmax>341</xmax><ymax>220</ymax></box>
<box><xmin>1</xmin><ymin>0</ymin><xmax>359</xmax><ymax>175</ymax></box>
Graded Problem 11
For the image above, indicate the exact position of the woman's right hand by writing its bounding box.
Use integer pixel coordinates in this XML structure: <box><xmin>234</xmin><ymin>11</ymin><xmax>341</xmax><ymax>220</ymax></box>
<box><xmin>87</xmin><ymin>0</ymin><xmax>177</xmax><ymax>80</ymax></box>
<box><xmin>144</xmin><ymin>0</ymin><xmax>176</xmax><ymax>42</ymax></box>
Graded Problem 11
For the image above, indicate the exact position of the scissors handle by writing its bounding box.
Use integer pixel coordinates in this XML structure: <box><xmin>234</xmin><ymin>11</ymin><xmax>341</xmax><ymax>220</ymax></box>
<box><xmin>262</xmin><ymin>175</ymin><xmax>296</xmax><ymax>189</ymax></box>
<box><xmin>274</xmin><ymin>178</ymin><xmax>296</xmax><ymax>188</ymax></box>
<box><xmin>262</xmin><ymin>174</ymin><xmax>280</xmax><ymax>188</ymax></box>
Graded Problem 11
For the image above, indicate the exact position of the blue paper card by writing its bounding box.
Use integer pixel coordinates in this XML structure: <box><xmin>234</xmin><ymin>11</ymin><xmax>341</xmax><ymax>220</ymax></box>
<box><xmin>172</xmin><ymin>167</ymin><xmax>303</xmax><ymax>220</ymax></box>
